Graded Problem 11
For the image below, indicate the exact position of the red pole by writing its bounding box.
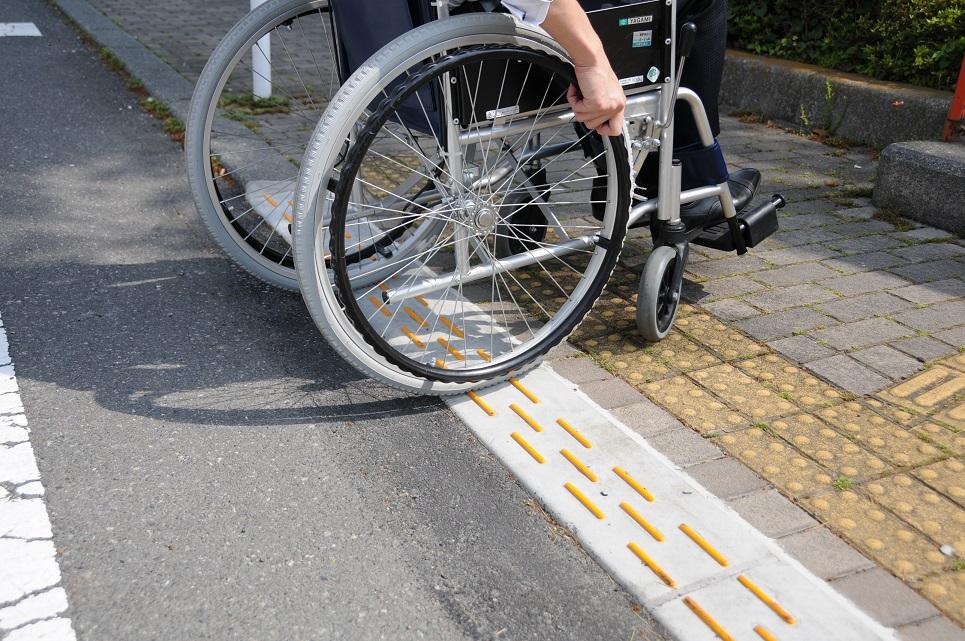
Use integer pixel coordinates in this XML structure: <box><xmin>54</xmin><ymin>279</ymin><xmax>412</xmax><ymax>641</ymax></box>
<box><xmin>944</xmin><ymin>53</ymin><xmax>965</xmax><ymax>141</ymax></box>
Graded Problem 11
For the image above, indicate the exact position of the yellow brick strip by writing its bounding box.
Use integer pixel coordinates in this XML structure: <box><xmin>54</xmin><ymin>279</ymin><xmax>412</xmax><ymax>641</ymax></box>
<box><xmin>683</xmin><ymin>597</ymin><xmax>735</xmax><ymax>641</ymax></box>
<box><xmin>627</xmin><ymin>542</ymin><xmax>675</xmax><ymax>587</ymax></box>
<box><xmin>738</xmin><ymin>575</ymin><xmax>796</xmax><ymax>624</ymax></box>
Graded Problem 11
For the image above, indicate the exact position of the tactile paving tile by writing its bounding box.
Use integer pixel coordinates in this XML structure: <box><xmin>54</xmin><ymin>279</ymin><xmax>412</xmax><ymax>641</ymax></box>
<box><xmin>879</xmin><ymin>366</ymin><xmax>965</xmax><ymax>415</ymax></box>
<box><xmin>641</xmin><ymin>375</ymin><xmax>746</xmax><ymax>434</ymax></box>
<box><xmin>920</xmin><ymin>571</ymin><xmax>965</xmax><ymax>626</ymax></box>
<box><xmin>941</xmin><ymin>352</ymin><xmax>965</xmax><ymax>374</ymax></box>
<box><xmin>864</xmin><ymin>474</ymin><xmax>965</xmax><ymax>551</ymax></box>
<box><xmin>862</xmin><ymin>397</ymin><xmax>919</xmax><ymax>426</ymax></box>
<box><xmin>674</xmin><ymin>313</ymin><xmax>769</xmax><ymax>361</ymax></box>
<box><xmin>689</xmin><ymin>364</ymin><xmax>798</xmax><ymax>421</ymax></box>
<box><xmin>715</xmin><ymin>428</ymin><xmax>834</xmax><ymax>497</ymax></box>
<box><xmin>804</xmin><ymin>490</ymin><xmax>947</xmax><ymax>581</ymax></box>
<box><xmin>736</xmin><ymin>354</ymin><xmax>844</xmax><ymax>409</ymax></box>
<box><xmin>769</xmin><ymin>414</ymin><xmax>893</xmax><ymax>481</ymax></box>
<box><xmin>913</xmin><ymin>459</ymin><xmax>965</xmax><ymax>509</ymax></box>
<box><xmin>587</xmin><ymin>330</ymin><xmax>720</xmax><ymax>384</ymax></box>
<box><xmin>450</xmin><ymin>367</ymin><xmax>896</xmax><ymax>641</ymax></box>
<box><xmin>935</xmin><ymin>402</ymin><xmax>965</xmax><ymax>431</ymax></box>
<box><xmin>816</xmin><ymin>402</ymin><xmax>943</xmax><ymax>468</ymax></box>
<box><xmin>913</xmin><ymin>422</ymin><xmax>965</xmax><ymax>457</ymax></box>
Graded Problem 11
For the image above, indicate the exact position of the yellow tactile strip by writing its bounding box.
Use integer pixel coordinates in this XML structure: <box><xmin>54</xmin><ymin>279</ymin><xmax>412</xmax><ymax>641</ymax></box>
<box><xmin>453</xmin><ymin>378</ymin><xmax>814</xmax><ymax>641</ymax></box>
<box><xmin>567</xmin><ymin>287</ymin><xmax>965</xmax><ymax>626</ymax></box>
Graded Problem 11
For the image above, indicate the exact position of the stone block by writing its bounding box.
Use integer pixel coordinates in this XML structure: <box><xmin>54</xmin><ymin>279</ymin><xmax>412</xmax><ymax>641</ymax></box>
<box><xmin>875</xmin><ymin>141</ymin><xmax>965</xmax><ymax>235</ymax></box>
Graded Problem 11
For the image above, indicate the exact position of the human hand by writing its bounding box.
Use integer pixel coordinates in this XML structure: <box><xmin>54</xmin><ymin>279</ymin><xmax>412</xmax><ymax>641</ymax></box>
<box><xmin>568</xmin><ymin>63</ymin><xmax>627</xmax><ymax>137</ymax></box>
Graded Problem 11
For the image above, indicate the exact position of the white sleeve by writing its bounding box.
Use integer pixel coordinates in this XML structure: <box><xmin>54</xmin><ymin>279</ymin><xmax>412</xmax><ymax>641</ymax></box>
<box><xmin>501</xmin><ymin>0</ymin><xmax>554</xmax><ymax>26</ymax></box>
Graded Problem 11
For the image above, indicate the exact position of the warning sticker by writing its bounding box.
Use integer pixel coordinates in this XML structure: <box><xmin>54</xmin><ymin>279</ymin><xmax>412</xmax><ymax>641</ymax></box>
<box><xmin>632</xmin><ymin>30</ymin><xmax>653</xmax><ymax>48</ymax></box>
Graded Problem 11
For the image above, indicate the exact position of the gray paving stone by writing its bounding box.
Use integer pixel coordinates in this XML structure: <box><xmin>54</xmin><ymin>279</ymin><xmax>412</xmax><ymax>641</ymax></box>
<box><xmin>833</xmin><ymin>220</ymin><xmax>897</xmax><ymax>237</ymax></box>
<box><xmin>820</xmin><ymin>251</ymin><xmax>909</xmax><ymax>275</ymax></box>
<box><xmin>687</xmin><ymin>255</ymin><xmax>770</xmax><ymax>279</ymax></box>
<box><xmin>811</xmin><ymin>318</ymin><xmax>913</xmax><ymax>350</ymax></box>
<box><xmin>685</xmin><ymin>457</ymin><xmax>769</xmax><ymax>499</ymax></box>
<box><xmin>933</xmin><ymin>326</ymin><xmax>965</xmax><ymax>348</ymax></box>
<box><xmin>647</xmin><ymin>427</ymin><xmax>724</xmax><ymax>468</ymax></box>
<box><xmin>580</xmin><ymin>377</ymin><xmax>644</xmax><ymax>410</ymax></box>
<box><xmin>831</xmin><ymin>568</ymin><xmax>939</xmax><ymax>627</ymax></box>
<box><xmin>897</xmin><ymin>615</ymin><xmax>965</xmax><ymax>641</ymax></box>
<box><xmin>891</xmin><ymin>242</ymin><xmax>965</xmax><ymax>263</ymax></box>
<box><xmin>743</xmin><ymin>284</ymin><xmax>838</xmax><ymax>312</ymax></box>
<box><xmin>851</xmin><ymin>345</ymin><xmax>924</xmax><ymax>380</ymax></box>
<box><xmin>891</xmin><ymin>336</ymin><xmax>958</xmax><ymax>362</ymax></box>
<box><xmin>753</xmin><ymin>263</ymin><xmax>840</xmax><ymax>287</ymax></box>
<box><xmin>806</xmin><ymin>354</ymin><xmax>891</xmax><ymax>395</ymax></box>
<box><xmin>755</xmin><ymin>243</ymin><xmax>840</xmax><ymax>266</ymax></box>
<box><xmin>683</xmin><ymin>275</ymin><xmax>766</xmax><ymax>302</ymax></box>
<box><xmin>549</xmin><ymin>356</ymin><xmax>610</xmax><ymax>385</ymax></box>
<box><xmin>770</xmin><ymin>227</ymin><xmax>841</xmax><ymax>247</ymax></box>
<box><xmin>893</xmin><ymin>301</ymin><xmax>965</xmax><ymax>332</ymax></box>
<box><xmin>778</xmin><ymin>526</ymin><xmax>875</xmax><ymax>580</ymax></box>
<box><xmin>702</xmin><ymin>299</ymin><xmax>760</xmax><ymax>321</ymax></box>
<box><xmin>768</xmin><ymin>335</ymin><xmax>837</xmax><ymax>363</ymax></box>
<box><xmin>892</xmin><ymin>278</ymin><xmax>965</xmax><ymax>304</ymax></box>
<box><xmin>894</xmin><ymin>227</ymin><xmax>956</xmax><ymax>242</ymax></box>
<box><xmin>737</xmin><ymin>308</ymin><xmax>834</xmax><ymax>341</ymax></box>
<box><xmin>816</xmin><ymin>292</ymin><xmax>913</xmax><ymax>322</ymax></box>
<box><xmin>727</xmin><ymin>489</ymin><xmax>818</xmax><ymax>538</ymax></box>
<box><xmin>777</xmin><ymin>213</ymin><xmax>842</xmax><ymax>231</ymax></box>
<box><xmin>828</xmin><ymin>234</ymin><xmax>905</xmax><ymax>254</ymax></box>
<box><xmin>834</xmin><ymin>205</ymin><xmax>878</xmax><ymax>220</ymax></box>
<box><xmin>610</xmin><ymin>401</ymin><xmax>682</xmax><ymax>438</ymax></box>
<box><xmin>821</xmin><ymin>270</ymin><xmax>912</xmax><ymax>296</ymax></box>
<box><xmin>891</xmin><ymin>259</ymin><xmax>965</xmax><ymax>284</ymax></box>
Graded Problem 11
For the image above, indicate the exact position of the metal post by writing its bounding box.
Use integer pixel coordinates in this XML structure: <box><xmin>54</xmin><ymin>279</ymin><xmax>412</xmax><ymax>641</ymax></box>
<box><xmin>251</xmin><ymin>0</ymin><xmax>271</xmax><ymax>99</ymax></box>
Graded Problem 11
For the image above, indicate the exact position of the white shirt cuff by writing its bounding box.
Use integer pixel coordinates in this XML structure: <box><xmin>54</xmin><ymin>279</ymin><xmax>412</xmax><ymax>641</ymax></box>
<box><xmin>501</xmin><ymin>0</ymin><xmax>553</xmax><ymax>26</ymax></box>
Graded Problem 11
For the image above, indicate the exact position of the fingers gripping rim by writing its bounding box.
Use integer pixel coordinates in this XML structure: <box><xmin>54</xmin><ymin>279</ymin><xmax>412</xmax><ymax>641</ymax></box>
<box><xmin>293</xmin><ymin>15</ymin><xmax>632</xmax><ymax>395</ymax></box>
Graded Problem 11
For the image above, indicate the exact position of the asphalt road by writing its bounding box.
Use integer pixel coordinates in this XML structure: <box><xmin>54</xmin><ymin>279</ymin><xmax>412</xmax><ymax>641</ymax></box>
<box><xmin>0</xmin><ymin>2</ymin><xmax>668</xmax><ymax>640</ymax></box>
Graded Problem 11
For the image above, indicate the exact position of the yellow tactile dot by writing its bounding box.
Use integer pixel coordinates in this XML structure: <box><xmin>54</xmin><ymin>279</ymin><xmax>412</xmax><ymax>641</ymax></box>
<box><xmin>643</xmin><ymin>375</ymin><xmax>744</xmax><ymax>433</ymax></box>
<box><xmin>867</xmin><ymin>473</ymin><xmax>965</xmax><ymax>546</ymax></box>
<box><xmin>913</xmin><ymin>459</ymin><xmax>965</xmax><ymax>509</ymax></box>
<box><xmin>920</xmin><ymin>572</ymin><xmax>965</xmax><ymax>626</ymax></box>
<box><xmin>879</xmin><ymin>366</ymin><xmax>965</xmax><ymax>413</ymax></box>
<box><xmin>816</xmin><ymin>402</ymin><xmax>941</xmax><ymax>468</ymax></box>
<box><xmin>675</xmin><ymin>313</ymin><xmax>768</xmax><ymax>361</ymax></box>
<box><xmin>736</xmin><ymin>355</ymin><xmax>842</xmax><ymax>408</ymax></box>
<box><xmin>688</xmin><ymin>364</ymin><xmax>796</xmax><ymax>422</ymax></box>
<box><xmin>715</xmin><ymin>428</ymin><xmax>832</xmax><ymax>497</ymax></box>
<box><xmin>804</xmin><ymin>491</ymin><xmax>945</xmax><ymax>581</ymax></box>
<box><xmin>914</xmin><ymin>422</ymin><xmax>965</xmax><ymax>457</ymax></box>
<box><xmin>770</xmin><ymin>415</ymin><xmax>892</xmax><ymax>480</ymax></box>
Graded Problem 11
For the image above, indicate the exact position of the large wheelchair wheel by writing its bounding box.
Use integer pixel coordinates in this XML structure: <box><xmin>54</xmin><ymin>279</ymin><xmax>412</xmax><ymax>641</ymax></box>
<box><xmin>185</xmin><ymin>0</ymin><xmax>337</xmax><ymax>290</ymax></box>
<box><xmin>294</xmin><ymin>15</ymin><xmax>631</xmax><ymax>395</ymax></box>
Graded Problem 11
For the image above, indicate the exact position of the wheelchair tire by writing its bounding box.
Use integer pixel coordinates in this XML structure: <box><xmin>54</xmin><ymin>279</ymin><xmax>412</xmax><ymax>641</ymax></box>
<box><xmin>294</xmin><ymin>15</ymin><xmax>631</xmax><ymax>394</ymax></box>
<box><xmin>637</xmin><ymin>246</ymin><xmax>682</xmax><ymax>341</ymax></box>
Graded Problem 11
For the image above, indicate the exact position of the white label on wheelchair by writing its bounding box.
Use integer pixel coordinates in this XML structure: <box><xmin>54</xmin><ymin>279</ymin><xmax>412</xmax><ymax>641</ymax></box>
<box><xmin>485</xmin><ymin>105</ymin><xmax>520</xmax><ymax>121</ymax></box>
<box><xmin>646</xmin><ymin>66</ymin><xmax>661</xmax><ymax>83</ymax></box>
<box><xmin>619</xmin><ymin>75</ymin><xmax>646</xmax><ymax>87</ymax></box>
<box><xmin>632</xmin><ymin>30</ymin><xmax>653</xmax><ymax>48</ymax></box>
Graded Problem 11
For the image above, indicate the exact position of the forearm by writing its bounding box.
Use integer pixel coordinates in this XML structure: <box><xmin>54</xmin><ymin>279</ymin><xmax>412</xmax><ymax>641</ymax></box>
<box><xmin>539</xmin><ymin>0</ymin><xmax>608</xmax><ymax>69</ymax></box>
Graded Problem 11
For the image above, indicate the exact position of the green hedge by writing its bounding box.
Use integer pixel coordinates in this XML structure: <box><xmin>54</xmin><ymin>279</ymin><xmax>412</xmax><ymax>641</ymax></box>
<box><xmin>728</xmin><ymin>0</ymin><xmax>965</xmax><ymax>91</ymax></box>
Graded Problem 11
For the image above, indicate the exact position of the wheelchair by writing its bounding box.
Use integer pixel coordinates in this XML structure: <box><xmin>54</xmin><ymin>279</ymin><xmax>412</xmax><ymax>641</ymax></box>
<box><xmin>287</xmin><ymin>0</ymin><xmax>785</xmax><ymax>395</ymax></box>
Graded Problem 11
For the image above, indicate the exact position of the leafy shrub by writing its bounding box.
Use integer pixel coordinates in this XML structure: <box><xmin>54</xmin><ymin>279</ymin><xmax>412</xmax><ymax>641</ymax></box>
<box><xmin>729</xmin><ymin>0</ymin><xmax>965</xmax><ymax>91</ymax></box>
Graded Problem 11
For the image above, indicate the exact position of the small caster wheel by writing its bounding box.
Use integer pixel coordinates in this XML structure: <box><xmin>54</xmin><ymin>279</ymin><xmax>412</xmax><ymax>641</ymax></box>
<box><xmin>494</xmin><ymin>194</ymin><xmax>548</xmax><ymax>258</ymax></box>
<box><xmin>637</xmin><ymin>245</ymin><xmax>683</xmax><ymax>341</ymax></box>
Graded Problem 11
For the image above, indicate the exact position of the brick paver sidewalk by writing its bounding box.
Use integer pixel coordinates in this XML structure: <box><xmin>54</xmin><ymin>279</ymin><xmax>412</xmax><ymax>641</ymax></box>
<box><xmin>74</xmin><ymin>0</ymin><xmax>964</xmax><ymax>635</ymax></box>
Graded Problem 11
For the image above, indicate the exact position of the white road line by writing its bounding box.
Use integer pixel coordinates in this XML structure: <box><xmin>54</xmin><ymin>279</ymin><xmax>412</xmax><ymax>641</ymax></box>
<box><xmin>0</xmin><ymin>24</ymin><xmax>42</xmax><ymax>37</ymax></box>
<box><xmin>0</xmin><ymin>312</ymin><xmax>76</xmax><ymax>641</ymax></box>
<box><xmin>447</xmin><ymin>366</ymin><xmax>899</xmax><ymax>641</ymax></box>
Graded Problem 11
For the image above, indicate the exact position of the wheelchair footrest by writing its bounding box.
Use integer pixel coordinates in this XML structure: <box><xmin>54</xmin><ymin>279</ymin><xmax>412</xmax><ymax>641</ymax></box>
<box><xmin>692</xmin><ymin>194</ymin><xmax>785</xmax><ymax>252</ymax></box>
